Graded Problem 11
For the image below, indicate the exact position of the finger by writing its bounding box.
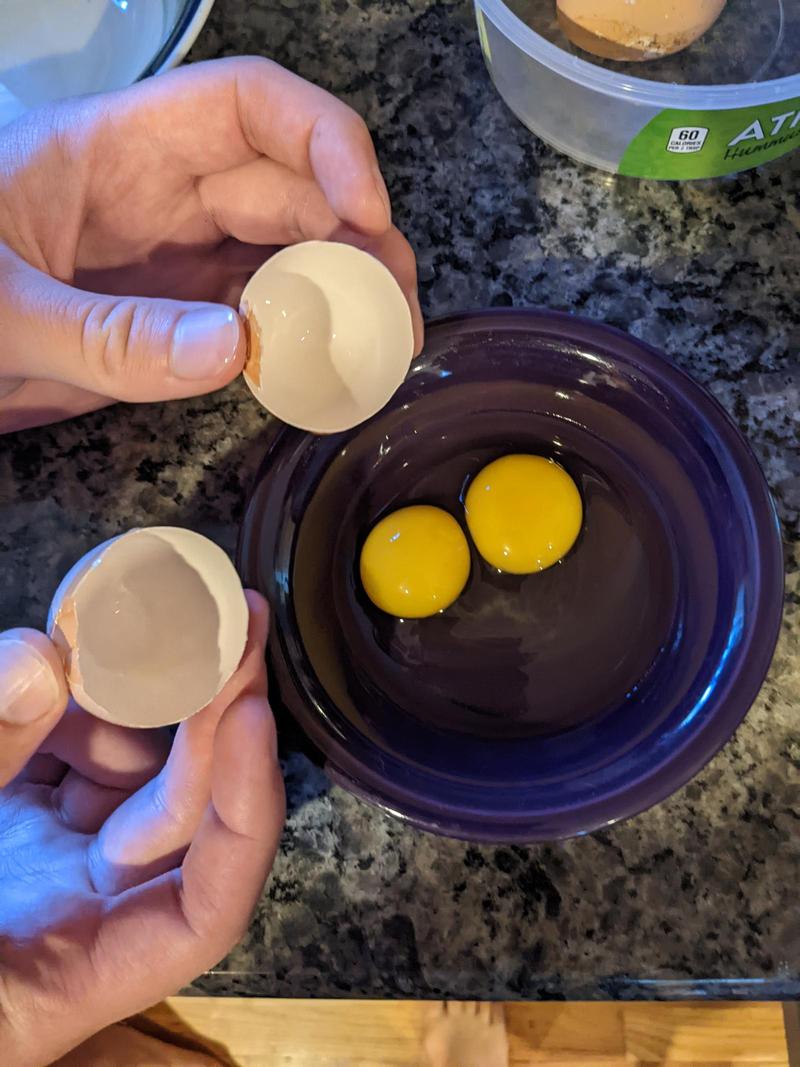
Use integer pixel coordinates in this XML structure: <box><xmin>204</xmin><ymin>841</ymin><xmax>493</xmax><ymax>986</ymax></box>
<box><xmin>45</xmin><ymin>703</ymin><xmax>170</xmax><ymax>789</ymax></box>
<box><xmin>16</xmin><ymin>752</ymin><xmax>66</xmax><ymax>785</ymax></box>
<box><xmin>346</xmin><ymin>226</ymin><xmax>424</xmax><ymax>355</ymax></box>
<box><xmin>122</xmin><ymin>56</ymin><xmax>390</xmax><ymax>235</ymax></box>
<box><xmin>178</xmin><ymin>689</ymin><xmax>284</xmax><ymax>954</ymax></box>
<box><xmin>53</xmin><ymin>770</ymin><xmax>130</xmax><ymax>833</ymax></box>
<box><xmin>198</xmin><ymin>154</ymin><xmax>423</xmax><ymax>351</ymax></box>
<box><xmin>199</xmin><ymin>161</ymin><xmax>423</xmax><ymax>350</ymax></box>
<box><xmin>31</xmin><ymin>691</ymin><xmax>284</xmax><ymax>1065</ymax></box>
<box><xmin>74</xmin><ymin>237</ymin><xmax>271</xmax><ymax>305</ymax></box>
<box><xmin>0</xmin><ymin>245</ymin><xmax>245</xmax><ymax>402</ymax></box>
<box><xmin>88</xmin><ymin>592</ymin><xmax>270</xmax><ymax>895</ymax></box>
<box><xmin>48</xmin><ymin>706</ymin><xmax>171</xmax><ymax>832</ymax></box>
<box><xmin>198</xmin><ymin>158</ymin><xmax>343</xmax><ymax>246</ymax></box>
<box><xmin>88</xmin><ymin>701</ymin><xmax>229</xmax><ymax>893</ymax></box>
<box><xmin>0</xmin><ymin>629</ymin><xmax>69</xmax><ymax>787</ymax></box>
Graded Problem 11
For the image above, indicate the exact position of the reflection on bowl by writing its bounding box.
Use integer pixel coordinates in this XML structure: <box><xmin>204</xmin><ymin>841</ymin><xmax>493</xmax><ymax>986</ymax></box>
<box><xmin>0</xmin><ymin>0</ymin><xmax>213</xmax><ymax>127</ymax></box>
<box><xmin>238</xmin><ymin>310</ymin><xmax>784</xmax><ymax>842</ymax></box>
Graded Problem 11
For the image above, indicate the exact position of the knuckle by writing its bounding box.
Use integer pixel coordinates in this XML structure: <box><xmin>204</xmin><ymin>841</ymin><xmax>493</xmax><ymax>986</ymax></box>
<box><xmin>78</xmin><ymin>297</ymin><xmax>138</xmax><ymax>388</ymax></box>
<box><xmin>178</xmin><ymin>869</ymin><xmax>219</xmax><ymax>940</ymax></box>
<box><xmin>232</xmin><ymin>54</ymin><xmax>272</xmax><ymax>78</ymax></box>
<box><xmin>150</xmin><ymin>776</ymin><xmax>179</xmax><ymax>825</ymax></box>
<box><xmin>150</xmin><ymin>774</ymin><xmax>196</xmax><ymax>833</ymax></box>
<box><xmin>312</xmin><ymin>107</ymin><xmax>372</xmax><ymax>156</ymax></box>
<box><xmin>341</xmin><ymin>109</ymin><xmax>372</xmax><ymax>147</ymax></box>
<box><xmin>86</xmin><ymin>834</ymin><xmax>111</xmax><ymax>895</ymax></box>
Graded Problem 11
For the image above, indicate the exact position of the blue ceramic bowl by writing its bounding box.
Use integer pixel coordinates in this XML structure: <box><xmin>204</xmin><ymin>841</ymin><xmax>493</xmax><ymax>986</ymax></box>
<box><xmin>238</xmin><ymin>310</ymin><xmax>784</xmax><ymax>841</ymax></box>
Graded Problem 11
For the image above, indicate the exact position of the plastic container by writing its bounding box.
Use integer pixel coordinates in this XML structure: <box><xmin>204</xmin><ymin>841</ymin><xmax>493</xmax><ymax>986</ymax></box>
<box><xmin>0</xmin><ymin>0</ymin><xmax>214</xmax><ymax>127</ymax></box>
<box><xmin>474</xmin><ymin>0</ymin><xmax>800</xmax><ymax>178</ymax></box>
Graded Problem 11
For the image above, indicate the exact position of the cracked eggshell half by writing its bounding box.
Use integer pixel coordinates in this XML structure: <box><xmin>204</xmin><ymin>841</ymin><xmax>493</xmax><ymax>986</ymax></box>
<box><xmin>240</xmin><ymin>241</ymin><xmax>415</xmax><ymax>435</ymax></box>
<box><xmin>557</xmin><ymin>0</ymin><xmax>727</xmax><ymax>61</ymax></box>
<box><xmin>47</xmin><ymin>527</ymin><xmax>249</xmax><ymax>728</ymax></box>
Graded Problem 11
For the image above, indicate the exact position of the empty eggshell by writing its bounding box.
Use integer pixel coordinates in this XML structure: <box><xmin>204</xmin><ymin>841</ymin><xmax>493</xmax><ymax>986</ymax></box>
<box><xmin>240</xmin><ymin>241</ymin><xmax>415</xmax><ymax>435</ymax></box>
<box><xmin>47</xmin><ymin>527</ymin><xmax>248</xmax><ymax>728</ymax></box>
<box><xmin>557</xmin><ymin>0</ymin><xmax>726</xmax><ymax>61</ymax></box>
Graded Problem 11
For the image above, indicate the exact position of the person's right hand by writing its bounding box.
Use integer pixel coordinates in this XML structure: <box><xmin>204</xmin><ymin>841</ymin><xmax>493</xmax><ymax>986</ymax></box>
<box><xmin>0</xmin><ymin>56</ymin><xmax>422</xmax><ymax>433</ymax></box>
<box><xmin>0</xmin><ymin>591</ymin><xmax>284</xmax><ymax>1067</ymax></box>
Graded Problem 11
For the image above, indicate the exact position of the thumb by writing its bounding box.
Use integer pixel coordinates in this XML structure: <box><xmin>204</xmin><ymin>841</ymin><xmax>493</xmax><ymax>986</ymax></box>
<box><xmin>0</xmin><ymin>629</ymin><xmax>69</xmax><ymax>786</ymax></box>
<box><xmin>0</xmin><ymin>247</ymin><xmax>245</xmax><ymax>402</ymax></box>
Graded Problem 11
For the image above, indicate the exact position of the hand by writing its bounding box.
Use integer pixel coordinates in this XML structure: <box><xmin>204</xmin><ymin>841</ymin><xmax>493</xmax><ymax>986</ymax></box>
<box><xmin>0</xmin><ymin>591</ymin><xmax>284</xmax><ymax>1067</ymax></box>
<box><xmin>0</xmin><ymin>56</ymin><xmax>423</xmax><ymax>433</ymax></box>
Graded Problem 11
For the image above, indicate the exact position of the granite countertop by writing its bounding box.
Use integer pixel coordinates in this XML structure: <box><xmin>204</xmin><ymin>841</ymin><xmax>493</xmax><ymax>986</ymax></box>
<box><xmin>1</xmin><ymin>0</ymin><xmax>798</xmax><ymax>1000</ymax></box>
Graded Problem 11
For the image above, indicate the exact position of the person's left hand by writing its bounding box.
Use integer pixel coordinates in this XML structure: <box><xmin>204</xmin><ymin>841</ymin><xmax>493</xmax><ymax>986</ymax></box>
<box><xmin>0</xmin><ymin>591</ymin><xmax>284</xmax><ymax>1066</ymax></box>
<box><xmin>0</xmin><ymin>56</ymin><xmax>422</xmax><ymax>433</ymax></box>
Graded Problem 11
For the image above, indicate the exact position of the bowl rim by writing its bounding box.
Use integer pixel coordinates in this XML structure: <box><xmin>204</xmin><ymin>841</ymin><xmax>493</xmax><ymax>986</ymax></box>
<box><xmin>239</xmin><ymin>307</ymin><xmax>786</xmax><ymax>842</ymax></box>
<box><xmin>139</xmin><ymin>0</ymin><xmax>215</xmax><ymax>80</ymax></box>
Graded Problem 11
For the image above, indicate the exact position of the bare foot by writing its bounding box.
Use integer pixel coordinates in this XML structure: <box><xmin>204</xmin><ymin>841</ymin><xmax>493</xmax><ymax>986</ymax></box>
<box><xmin>421</xmin><ymin>1002</ymin><xmax>508</xmax><ymax>1067</ymax></box>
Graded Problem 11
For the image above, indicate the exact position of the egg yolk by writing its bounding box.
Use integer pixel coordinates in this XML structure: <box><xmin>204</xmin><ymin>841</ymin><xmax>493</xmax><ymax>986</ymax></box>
<box><xmin>360</xmin><ymin>505</ymin><xmax>471</xmax><ymax>618</ymax></box>
<box><xmin>465</xmin><ymin>455</ymin><xmax>582</xmax><ymax>574</ymax></box>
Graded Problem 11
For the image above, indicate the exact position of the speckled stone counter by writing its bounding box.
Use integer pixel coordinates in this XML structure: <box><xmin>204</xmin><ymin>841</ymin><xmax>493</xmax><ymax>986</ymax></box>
<box><xmin>1</xmin><ymin>0</ymin><xmax>798</xmax><ymax>1000</ymax></box>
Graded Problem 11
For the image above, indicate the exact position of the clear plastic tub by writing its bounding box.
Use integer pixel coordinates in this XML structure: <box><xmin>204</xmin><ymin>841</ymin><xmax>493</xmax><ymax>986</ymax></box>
<box><xmin>474</xmin><ymin>0</ymin><xmax>800</xmax><ymax>178</ymax></box>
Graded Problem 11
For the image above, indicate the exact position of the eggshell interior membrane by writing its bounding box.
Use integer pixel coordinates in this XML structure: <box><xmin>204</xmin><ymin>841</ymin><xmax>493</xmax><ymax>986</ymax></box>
<box><xmin>557</xmin><ymin>0</ymin><xmax>727</xmax><ymax>61</ymax></box>
<box><xmin>240</xmin><ymin>241</ymin><xmax>415</xmax><ymax>435</ymax></box>
<box><xmin>48</xmin><ymin>527</ymin><xmax>248</xmax><ymax>728</ymax></box>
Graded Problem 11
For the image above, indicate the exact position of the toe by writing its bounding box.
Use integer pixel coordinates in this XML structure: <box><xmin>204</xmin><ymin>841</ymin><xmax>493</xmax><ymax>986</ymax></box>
<box><xmin>425</xmin><ymin>1000</ymin><xmax>448</xmax><ymax>1024</ymax></box>
<box><xmin>490</xmin><ymin>1002</ymin><xmax>506</xmax><ymax>1026</ymax></box>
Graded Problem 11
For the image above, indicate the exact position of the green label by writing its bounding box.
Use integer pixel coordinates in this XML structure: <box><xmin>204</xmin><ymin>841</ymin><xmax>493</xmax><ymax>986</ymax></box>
<box><xmin>476</xmin><ymin>8</ymin><xmax>493</xmax><ymax>64</ymax></box>
<box><xmin>619</xmin><ymin>96</ymin><xmax>800</xmax><ymax>180</ymax></box>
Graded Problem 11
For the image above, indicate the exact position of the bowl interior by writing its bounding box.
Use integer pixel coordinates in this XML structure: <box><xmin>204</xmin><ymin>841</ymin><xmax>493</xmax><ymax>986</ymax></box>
<box><xmin>0</xmin><ymin>0</ymin><xmax>208</xmax><ymax>126</ymax></box>
<box><xmin>238</xmin><ymin>310</ymin><xmax>783</xmax><ymax>840</ymax></box>
<box><xmin>505</xmin><ymin>0</ymin><xmax>796</xmax><ymax>85</ymax></box>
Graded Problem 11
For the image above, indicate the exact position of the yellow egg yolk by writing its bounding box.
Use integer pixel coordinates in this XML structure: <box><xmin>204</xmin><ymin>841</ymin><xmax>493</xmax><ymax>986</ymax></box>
<box><xmin>360</xmin><ymin>505</ymin><xmax>471</xmax><ymax>619</ymax></box>
<box><xmin>465</xmin><ymin>455</ymin><xmax>582</xmax><ymax>574</ymax></box>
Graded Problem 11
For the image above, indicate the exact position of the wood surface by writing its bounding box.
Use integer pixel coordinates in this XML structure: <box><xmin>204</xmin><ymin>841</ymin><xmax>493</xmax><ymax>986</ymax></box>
<box><xmin>139</xmin><ymin>998</ymin><xmax>791</xmax><ymax>1066</ymax></box>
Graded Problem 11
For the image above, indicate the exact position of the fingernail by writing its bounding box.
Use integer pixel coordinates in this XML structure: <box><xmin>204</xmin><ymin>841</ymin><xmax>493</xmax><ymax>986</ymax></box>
<box><xmin>0</xmin><ymin>639</ymin><xmax>59</xmax><ymax>725</ymax></box>
<box><xmin>372</xmin><ymin>164</ymin><xmax>392</xmax><ymax>222</ymax></box>
<box><xmin>170</xmin><ymin>306</ymin><xmax>241</xmax><ymax>380</ymax></box>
